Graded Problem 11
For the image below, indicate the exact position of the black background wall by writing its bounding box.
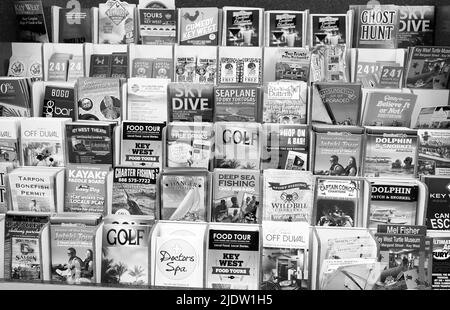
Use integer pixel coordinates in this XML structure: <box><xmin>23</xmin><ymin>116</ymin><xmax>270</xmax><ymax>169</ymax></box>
<box><xmin>1</xmin><ymin>0</ymin><xmax>450</xmax><ymax>44</ymax></box>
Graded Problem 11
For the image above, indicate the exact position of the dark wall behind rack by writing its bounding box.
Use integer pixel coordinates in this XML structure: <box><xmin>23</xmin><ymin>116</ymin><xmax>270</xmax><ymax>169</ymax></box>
<box><xmin>1</xmin><ymin>0</ymin><xmax>450</xmax><ymax>44</ymax></box>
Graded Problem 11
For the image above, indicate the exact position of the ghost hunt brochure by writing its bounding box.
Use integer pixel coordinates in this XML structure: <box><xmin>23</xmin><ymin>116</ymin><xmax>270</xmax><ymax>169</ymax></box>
<box><xmin>351</xmin><ymin>4</ymin><xmax>400</xmax><ymax>49</ymax></box>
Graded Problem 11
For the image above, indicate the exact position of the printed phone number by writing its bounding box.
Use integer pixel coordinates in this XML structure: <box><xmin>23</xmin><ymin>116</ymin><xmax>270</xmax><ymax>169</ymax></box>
<box><xmin>115</xmin><ymin>177</ymin><xmax>154</xmax><ymax>184</ymax></box>
<box><xmin>176</xmin><ymin>294</ymin><xmax>273</xmax><ymax>307</ymax></box>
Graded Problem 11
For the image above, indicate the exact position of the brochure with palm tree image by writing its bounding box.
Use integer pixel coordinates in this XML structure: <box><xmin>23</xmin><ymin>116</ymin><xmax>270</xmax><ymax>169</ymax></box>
<box><xmin>101</xmin><ymin>215</ymin><xmax>154</xmax><ymax>286</ymax></box>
